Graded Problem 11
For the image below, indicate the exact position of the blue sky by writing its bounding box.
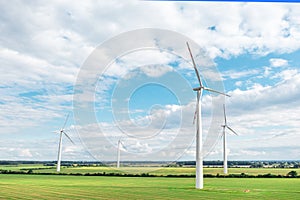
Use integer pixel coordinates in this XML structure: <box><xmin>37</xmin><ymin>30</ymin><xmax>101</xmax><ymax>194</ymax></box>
<box><xmin>1</xmin><ymin>1</ymin><xmax>300</xmax><ymax>162</ymax></box>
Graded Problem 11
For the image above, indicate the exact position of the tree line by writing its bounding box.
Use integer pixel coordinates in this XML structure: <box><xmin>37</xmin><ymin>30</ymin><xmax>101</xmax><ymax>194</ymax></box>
<box><xmin>0</xmin><ymin>169</ymin><xmax>298</xmax><ymax>178</ymax></box>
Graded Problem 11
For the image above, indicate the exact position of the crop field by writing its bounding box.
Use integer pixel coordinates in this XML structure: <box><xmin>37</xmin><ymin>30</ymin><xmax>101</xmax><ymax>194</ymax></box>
<box><xmin>1</xmin><ymin>164</ymin><xmax>300</xmax><ymax>176</ymax></box>
<box><xmin>1</xmin><ymin>174</ymin><xmax>299</xmax><ymax>199</ymax></box>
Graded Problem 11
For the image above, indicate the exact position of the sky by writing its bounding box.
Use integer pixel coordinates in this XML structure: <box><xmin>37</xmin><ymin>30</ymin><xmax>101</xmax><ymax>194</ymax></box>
<box><xmin>1</xmin><ymin>0</ymin><xmax>300</xmax><ymax>162</ymax></box>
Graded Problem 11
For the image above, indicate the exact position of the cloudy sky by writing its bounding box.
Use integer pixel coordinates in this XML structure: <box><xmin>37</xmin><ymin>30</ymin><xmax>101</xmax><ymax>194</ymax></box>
<box><xmin>1</xmin><ymin>0</ymin><xmax>300</xmax><ymax>162</ymax></box>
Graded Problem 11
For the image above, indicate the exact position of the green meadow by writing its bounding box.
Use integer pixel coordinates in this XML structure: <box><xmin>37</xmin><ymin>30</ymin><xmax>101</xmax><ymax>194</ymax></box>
<box><xmin>1</xmin><ymin>165</ymin><xmax>299</xmax><ymax>199</ymax></box>
<box><xmin>1</xmin><ymin>174</ymin><xmax>299</xmax><ymax>200</ymax></box>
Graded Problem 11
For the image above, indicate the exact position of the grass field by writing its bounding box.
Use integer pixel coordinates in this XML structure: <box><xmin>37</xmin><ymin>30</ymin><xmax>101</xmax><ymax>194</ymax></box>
<box><xmin>1</xmin><ymin>174</ymin><xmax>299</xmax><ymax>199</ymax></box>
<box><xmin>1</xmin><ymin>164</ymin><xmax>300</xmax><ymax>176</ymax></box>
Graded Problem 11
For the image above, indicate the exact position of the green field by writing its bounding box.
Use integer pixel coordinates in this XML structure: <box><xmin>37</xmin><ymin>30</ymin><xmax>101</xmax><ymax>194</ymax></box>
<box><xmin>1</xmin><ymin>174</ymin><xmax>299</xmax><ymax>199</ymax></box>
<box><xmin>1</xmin><ymin>164</ymin><xmax>300</xmax><ymax>176</ymax></box>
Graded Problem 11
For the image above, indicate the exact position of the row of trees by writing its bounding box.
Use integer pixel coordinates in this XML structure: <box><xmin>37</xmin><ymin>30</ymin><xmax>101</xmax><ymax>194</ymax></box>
<box><xmin>0</xmin><ymin>169</ymin><xmax>298</xmax><ymax>178</ymax></box>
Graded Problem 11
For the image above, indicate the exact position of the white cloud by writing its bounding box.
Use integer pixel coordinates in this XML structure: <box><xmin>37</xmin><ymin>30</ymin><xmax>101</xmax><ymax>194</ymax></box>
<box><xmin>104</xmin><ymin>50</ymin><xmax>177</xmax><ymax>78</ymax></box>
<box><xmin>222</xmin><ymin>69</ymin><xmax>260</xmax><ymax>80</ymax></box>
<box><xmin>263</xmin><ymin>66</ymin><xmax>272</xmax><ymax>77</ymax></box>
<box><xmin>235</xmin><ymin>81</ymin><xmax>242</xmax><ymax>87</ymax></box>
<box><xmin>228</xmin><ymin>71</ymin><xmax>300</xmax><ymax>110</ymax></box>
<box><xmin>269</xmin><ymin>58</ymin><xmax>289</xmax><ymax>67</ymax></box>
<box><xmin>19</xmin><ymin>149</ymin><xmax>33</xmax><ymax>158</ymax></box>
<box><xmin>0</xmin><ymin>48</ymin><xmax>78</xmax><ymax>86</ymax></box>
<box><xmin>140</xmin><ymin>65</ymin><xmax>173</xmax><ymax>78</ymax></box>
<box><xmin>3</xmin><ymin>1</ymin><xmax>300</xmax><ymax>64</ymax></box>
<box><xmin>271</xmin><ymin>69</ymin><xmax>298</xmax><ymax>81</ymax></box>
<box><xmin>233</xmin><ymin>150</ymin><xmax>266</xmax><ymax>157</ymax></box>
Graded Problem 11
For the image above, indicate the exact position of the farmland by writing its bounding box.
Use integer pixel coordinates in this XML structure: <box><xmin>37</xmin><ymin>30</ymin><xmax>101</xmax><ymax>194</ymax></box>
<box><xmin>1</xmin><ymin>174</ymin><xmax>299</xmax><ymax>199</ymax></box>
<box><xmin>1</xmin><ymin>164</ymin><xmax>299</xmax><ymax>199</ymax></box>
<box><xmin>1</xmin><ymin>164</ymin><xmax>300</xmax><ymax>176</ymax></box>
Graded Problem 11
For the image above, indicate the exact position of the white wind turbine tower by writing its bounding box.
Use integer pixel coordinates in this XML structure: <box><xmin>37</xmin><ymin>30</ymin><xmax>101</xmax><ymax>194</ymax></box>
<box><xmin>186</xmin><ymin>42</ymin><xmax>230</xmax><ymax>189</ymax></box>
<box><xmin>117</xmin><ymin>139</ymin><xmax>121</xmax><ymax>168</ymax></box>
<box><xmin>117</xmin><ymin>139</ymin><xmax>126</xmax><ymax>168</ymax></box>
<box><xmin>221</xmin><ymin>104</ymin><xmax>238</xmax><ymax>174</ymax></box>
<box><xmin>55</xmin><ymin>113</ymin><xmax>75</xmax><ymax>172</ymax></box>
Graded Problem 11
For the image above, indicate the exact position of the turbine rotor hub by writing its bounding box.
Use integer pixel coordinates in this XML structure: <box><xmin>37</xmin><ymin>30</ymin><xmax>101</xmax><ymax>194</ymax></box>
<box><xmin>193</xmin><ymin>86</ymin><xmax>203</xmax><ymax>91</ymax></box>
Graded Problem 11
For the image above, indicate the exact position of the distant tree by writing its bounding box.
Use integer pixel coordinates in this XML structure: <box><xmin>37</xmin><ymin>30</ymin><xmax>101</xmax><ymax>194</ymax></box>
<box><xmin>250</xmin><ymin>162</ymin><xmax>263</xmax><ymax>168</ymax></box>
<box><xmin>44</xmin><ymin>163</ymin><xmax>55</xmax><ymax>166</ymax></box>
<box><xmin>293</xmin><ymin>163</ymin><xmax>300</xmax><ymax>168</ymax></box>
<box><xmin>287</xmin><ymin>171</ymin><xmax>297</xmax><ymax>177</ymax></box>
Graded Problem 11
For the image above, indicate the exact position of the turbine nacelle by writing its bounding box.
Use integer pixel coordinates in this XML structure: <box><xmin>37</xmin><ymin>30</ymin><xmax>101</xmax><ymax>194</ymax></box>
<box><xmin>193</xmin><ymin>87</ymin><xmax>203</xmax><ymax>91</ymax></box>
<box><xmin>221</xmin><ymin>125</ymin><xmax>238</xmax><ymax>136</ymax></box>
<box><xmin>193</xmin><ymin>86</ymin><xmax>230</xmax><ymax>97</ymax></box>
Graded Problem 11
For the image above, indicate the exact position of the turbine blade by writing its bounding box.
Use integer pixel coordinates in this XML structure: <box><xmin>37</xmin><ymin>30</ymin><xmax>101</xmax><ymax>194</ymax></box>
<box><xmin>62</xmin><ymin>113</ymin><xmax>70</xmax><ymax>130</ymax></box>
<box><xmin>186</xmin><ymin>42</ymin><xmax>203</xmax><ymax>87</ymax></box>
<box><xmin>203</xmin><ymin>87</ymin><xmax>230</xmax><ymax>97</ymax></box>
<box><xmin>221</xmin><ymin>126</ymin><xmax>226</xmax><ymax>138</ymax></box>
<box><xmin>62</xmin><ymin>131</ymin><xmax>75</xmax><ymax>144</ymax></box>
<box><xmin>120</xmin><ymin>141</ymin><xmax>127</xmax><ymax>150</ymax></box>
<box><xmin>223</xmin><ymin>104</ymin><xmax>227</xmax><ymax>125</ymax></box>
<box><xmin>226</xmin><ymin>126</ymin><xmax>238</xmax><ymax>135</ymax></box>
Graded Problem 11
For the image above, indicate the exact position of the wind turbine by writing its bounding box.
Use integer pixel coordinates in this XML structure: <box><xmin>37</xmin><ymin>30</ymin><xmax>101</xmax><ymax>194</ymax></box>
<box><xmin>117</xmin><ymin>139</ymin><xmax>126</xmax><ymax>168</ymax></box>
<box><xmin>55</xmin><ymin>113</ymin><xmax>75</xmax><ymax>172</ymax></box>
<box><xmin>186</xmin><ymin>42</ymin><xmax>230</xmax><ymax>189</ymax></box>
<box><xmin>221</xmin><ymin>104</ymin><xmax>238</xmax><ymax>174</ymax></box>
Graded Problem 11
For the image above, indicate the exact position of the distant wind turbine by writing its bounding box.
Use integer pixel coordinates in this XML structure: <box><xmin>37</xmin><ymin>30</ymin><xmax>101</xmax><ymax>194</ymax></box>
<box><xmin>221</xmin><ymin>104</ymin><xmax>238</xmax><ymax>174</ymax></box>
<box><xmin>187</xmin><ymin>42</ymin><xmax>230</xmax><ymax>189</ymax></box>
<box><xmin>55</xmin><ymin>113</ymin><xmax>75</xmax><ymax>172</ymax></box>
<box><xmin>117</xmin><ymin>139</ymin><xmax>126</xmax><ymax>168</ymax></box>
